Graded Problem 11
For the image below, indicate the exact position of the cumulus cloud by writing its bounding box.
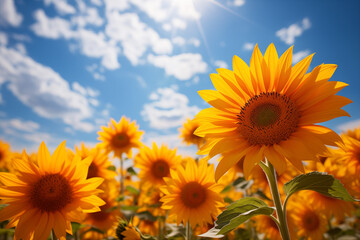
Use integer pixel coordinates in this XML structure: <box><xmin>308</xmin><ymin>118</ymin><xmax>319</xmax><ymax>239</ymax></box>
<box><xmin>276</xmin><ymin>18</ymin><xmax>311</xmax><ymax>45</ymax></box>
<box><xmin>141</xmin><ymin>87</ymin><xmax>201</xmax><ymax>129</ymax></box>
<box><xmin>292</xmin><ymin>49</ymin><xmax>311</xmax><ymax>64</ymax></box>
<box><xmin>147</xmin><ymin>53</ymin><xmax>208</xmax><ymax>80</ymax></box>
<box><xmin>243</xmin><ymin>42</ymin><xmax>255</xmax><ymax>51</ymax></box>
<box><xmin>0</xmin><ymin>45</ymin><xmax>98</xmax><ymax>132</ymax></box>
<box><xmin>44</xmin><ymin>0</ymin><xmax>76</xmax><ymax>15</ymax></box>
<box><xmin>0</xmin><ymin>32</ymin><xmax>8</xmax><ymax>46</ymax></box>
<box><xmin>214</xmin><ymin>60</ymin><xmax>228</xmax><ymax>69</ymax></box>
<box><xmin>105</xmin><ymin>12</ymin><xmax>172</xmax><ymax>65</ymax></box>
<box><xmin>0</xmin><ymin>0</ymin><xmax>23</xmax><ymax>27</ymax></box>
<box><xmin>31</xmin><ymin>9</ymin><xmax>74</xmax><ymax>39</ymax></box>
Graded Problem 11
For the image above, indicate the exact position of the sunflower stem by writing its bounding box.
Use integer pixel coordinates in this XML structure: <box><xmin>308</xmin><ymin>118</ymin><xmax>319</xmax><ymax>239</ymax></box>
<box><xmin>51</xmin><ymin>229</ymin><xmax>56</xmax><ymax>240</ymax></box>
<box><xmin>260</xmin><ymin>160</ymin><xmax>291</xmax><ymax>240</ymax></box>
<box><xmin>185</xmin><ymin>220</ymin><xmax>191</xmax><ymax>240</ymax></box>
<box><xmin>120</xmin><ymin>155</ymin><xmax>125</xmax><ymax>195</ymax></box>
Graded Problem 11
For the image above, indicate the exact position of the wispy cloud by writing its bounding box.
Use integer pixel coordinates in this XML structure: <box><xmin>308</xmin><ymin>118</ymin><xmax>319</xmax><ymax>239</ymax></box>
<box><xmin>147</xmin><ymin>53</ymin><xmax>208</xmax><ymax>81</ymax></box>
<box><xmin>292</xmin><ymin>49</ymin><xmax>311</xmax><ymax>64</ymax></box>
<box><xmin>276</xmin><ymin>18</ymin><xmax>311</xmax><ymax>45</ymax></box>
<box><xmin>141</xmin><ymin>87</ymin><xmax>200</xmax><ymax>129</ymax></box>
<box><xmin>214</xmin><ymin>60</ymin><xmax>229</xmax><ymax>69</ymax></box>
<box><xmin>0</xmin><ymin>0</ymin><xmax>23</xmax><ymax>27</ymax></box>
<box><xmin>243</xmin><ymin>42</ymin><xmax>255</xmax><ymax>51</ymax></box>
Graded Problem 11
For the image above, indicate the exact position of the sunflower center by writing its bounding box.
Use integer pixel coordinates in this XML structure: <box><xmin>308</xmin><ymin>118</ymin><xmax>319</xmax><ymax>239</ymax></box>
<box><xmin>151</xmin><ymin>160</ymin><xmax>170</xmax><ymax>179</ymax></box>
<box><xmin>30</xmin><ymin>174</ymin><xmax>72</xmax><ymax>212</ymax></box>
<box><xmin>87</xmin><ymin>162</ymin><xmax>99</xmax><ymax>179</ymax></box>
<box><xmin>112</xmin><ymin>133</ymin><xmax>130</xmax><ymax>148</ymax></box>
<box><xmin>180</xmin><ymin>181</ymin><xmax>207</xmax><ymax>208</ymax></box>
<box><xmin>237</xmin><ymin>92</ymin><xmax>299</xmax><ymax>146</ymax></box>
<box><xmin>302</xmin><ymin>210</ymin><xmax>320</xmax><ymax>231</ymax></box>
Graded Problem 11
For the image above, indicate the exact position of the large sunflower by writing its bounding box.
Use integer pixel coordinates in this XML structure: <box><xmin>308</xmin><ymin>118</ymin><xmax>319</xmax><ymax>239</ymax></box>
<box><xmin>194</xmin><ymin>44</ymin><xmax>351</xmax><ymax>180</ymax></box>
<box><xmin>160</xmin><ymin>158</ymin><xmax>224</xmax><ymax>227</ymax></box>
<box><xmin>135</xmin><ymin>143</ymin><xmax>182</xmax><ymax>189</ymax></box>
<box><xmin>0</xmin><ymin>141</ymin><xmax>105</xmax><ymax>240</ymax></box>
<box><xmin>0</xmin><ymin>140</ymin><xmax>12</xmax><ymax>171</ymax></box>
<box><xmin>98</xmin><ymin>117</ymin><xmax>143</xmax><ymax>158</ymax></box>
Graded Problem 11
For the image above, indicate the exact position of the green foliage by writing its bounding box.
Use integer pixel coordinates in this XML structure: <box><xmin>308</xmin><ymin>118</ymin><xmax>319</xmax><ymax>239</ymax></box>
<box><xmin>199</xmin><ymin>197</ymin><xmax>274</xmax><ymax>238</ymax></box>
<box><xmin>283</xmin><ymin>171</ymin><xmax>355</xmax><ymax>201</ymax></box>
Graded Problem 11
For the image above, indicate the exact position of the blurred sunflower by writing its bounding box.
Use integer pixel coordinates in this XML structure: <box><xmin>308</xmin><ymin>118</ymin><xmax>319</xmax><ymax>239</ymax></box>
<box><xmin>0</xmin><ymin>142</ymin><xmax>105</xmax><ymax>240</ymax></box>
<box><xmin>302</xmin><ymin>190</ymin><xmax>354</xmax><ymax>222</ymax></box>
<box><xmin>179</xmin><ymin>118</ymin><xmax>205</xmax><ymax>147</ymax></box>
<box><xmin>289</xmin><ymin>195</ymin><xmax>328</xmax><ymax>240</ymax></box>
<box><xmin>160</xmin><ymin>158</ymin><xmax>224</xmax><ymax>227</ymax></box>
<box><xmin>98</xmin><ymin>117</ymin><xmax>143</xmax><ymax>158</ymax></box>
<box><xmin>135</xmin><ymin>143</ymin><xmax>182</xmax><ymax>189</ymax></box>
<box><xmin>82</xmin><ymin>180</ymin><xmax>121</xmax><ymax>239</ymax></box>
<box><xmin>116</xmin><ymin>220</ymin><xmax>141</xmax><ymax>240</ymax></box>
<box><xmin>0</xmin><ymin>140</ymin><xmax>12</xmax><ymax>170</ymax></box>
<box><xmin>75</xmin><ymin>143</ymin><xmax>117</xmax><ymax>180</ymax></box>
<box><xmin>254</xmin><ymin>213</ymin><xmax>296</xmax><ymax>240</ymax></box>
<box><xmin>194</xmin><ymin>44</ymin><xmax>350</xmax><ymax>180</ymax></box>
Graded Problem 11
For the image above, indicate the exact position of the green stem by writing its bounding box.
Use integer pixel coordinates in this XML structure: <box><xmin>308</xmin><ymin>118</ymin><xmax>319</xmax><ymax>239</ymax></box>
<box><xmin>186</xmin><ymin>221</ymin><xmax>191</xmax><ymax>240</ymax></box>
<box><xmin>51</xmin><ymin>229</ymin><xmax>56</xmax><ymax>240</ymax></box>
<box><xmin>260</xmin><ymin>161</ymin><xmax>291</xmax><ymax>240</ymax></box>
<box><xmin>120</xmin><ymin>156</ymin><xmax>124</xmax><ymax>195</ymax></box>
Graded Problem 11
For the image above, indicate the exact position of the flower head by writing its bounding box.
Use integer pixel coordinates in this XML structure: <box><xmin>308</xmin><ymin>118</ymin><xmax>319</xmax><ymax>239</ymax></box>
<box><xmin>98</xmin><ymin>117</ymin><xmax>143</xmax><ymax>158</ymax></box>
<box><xmin>195</xmin><ymin>44</ymin><xmax>350</xmax><ymax>180</ymax></box>
<box><xmin>160</xmin><ymin>158</ymin><xmax>224</xmax><ymax>227</ymax></box>
<box><xmin>0</xmin><ymin>141</ymin><xmax>105</xmax><ymax>240</ymax></box>
<box><xmin>179</xmin><ymin>118</ymin><xmax>205</xmax><ymax>147</ymax></box>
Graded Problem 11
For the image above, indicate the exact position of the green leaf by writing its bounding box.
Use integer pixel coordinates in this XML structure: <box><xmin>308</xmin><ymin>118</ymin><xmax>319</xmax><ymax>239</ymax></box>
<box><xmin>127</xmin><ymin>167</ymin><xmax>137</xmax><ymax>175</ymax></box>
<box><xmin>283</xmin><ymin>171</ymin><xmax>355</xmax><ymax>201</ymax></box>
<box><xmin>107</xmin><ymin>165</ymin><xmax>116</xmax><ymax>171</ymax></box>
<box><xmin>221</xmin><ymin>185</ymin><xmax>232</xmax><ymax>194</ymax></box>
<box><xmin>200</xmin><ymin>197</ymin><xmax>274</xmax><ymax>237</ymax></box>
<box><xmin>126</xmin><ymin>185</ymin><xmax>140</xmax><ymax>195</ymax></box>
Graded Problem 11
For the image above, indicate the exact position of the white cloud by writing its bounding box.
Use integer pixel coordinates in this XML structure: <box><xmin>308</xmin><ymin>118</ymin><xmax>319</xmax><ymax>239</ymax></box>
<box><xmin>292</xmin><ymin>49</ymin><xmax>311</xmax><ymax>64</ymax></box>
<box><xmin>232</xmin><ymin>0</ymin><xmax>245</xmax><ymax>6</ymax></box>
<box><xmin>141</xmin><ymin>87</ymin><xmax>201</xmax><ymax>129</ymax></box>
<box><xmin>44</xmin><ymin>0</ymin><xmax>76</xmax><ymax>15</ymax></box>
<box><xmin>31</xmin><ymin>9</ymin><xmax>74</xmax><ymax>39</ymax></box>
<box><xmin>105</xmin><ymin>12</ymin><xmax>172</xmax><ymax>65</ymax></box>
<box><xmin>243</xmin><ymin>42</ymin><xmax>255</xmax><ymax>51</ymax></box>
<box><xmin>76</xmin><ymin>29</ymin><xmax>120</xmax><ymax>69</ymax></box>
<box><xmin>71</xmin><ymin>7</ymin><xmax>104</xmax><ymax>27</ymax></box>
<box><xmin>147</xmin><ymin>53</ymin><xmax>208</xmax><ymax>81</ymax></box>
<box><xmin>0</xmin><ymin>0</ymin><xmax>23</xmax><ymax>27</ymax></box>
<box><xmin>188</xmin><ymin>38</ymin><xmax>200</xmax><ymax>47</ymax></box>
<box><xmin>72</xmin><ymin>82</ymin><xmax>99</xmax><ymax>97</ymax></box>
<box><xmin>337</xmin><ymin>119</ymin><xmax>360</xmax><ymax>132</ymax></box>
<box><xmin>14</xmin><ymin>43</ymin><xmax>26</xmax><ymax>55</ymax></box>
<box><xmin>0</xmin><ymin>32</ymin><xmax>8</xmax><ymax>46</ymax></box>
<box><xmin>86</xmin><ymin>64</ymin><xmax>106</xmax><ymax>81</ymax></box>
<box><xmin>276</xmin><ymin>17</ymin><xmax>311</xmax><ymax>45</ymax></box>
<box><xmin>0</xmin><ymin>118</ymin><xmax>40</xmax><ymax>132</ymax></box>
<box><xmin>104</xmin><ymin>0</ymin><xmax>129</xmax><ymax>12</ymax></box>
<box><xmin>172</xmin><ymin>36</ymin><xmax>186</xmax><ymax>46</ymax></box>
<box><xmin>0</xmin><ymin>45</ymin><xmax>98</xmax><ymax>132</ymax></box>
<box><xmin>214</xmin><ymin>60</ymin><xmax>228</xmax><ymax>69</ymax></box>
<box><xmin>91</xmin><ymin>0</ymin><xmax>103</xmax><ymax>6</ymax></box>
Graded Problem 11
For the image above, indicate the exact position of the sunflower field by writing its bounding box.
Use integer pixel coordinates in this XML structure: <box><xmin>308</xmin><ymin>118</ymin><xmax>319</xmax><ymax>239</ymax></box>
<box><xmin>1</xmin><ymin>44</ymin><xmax>360</xmax><ymax>240</ymax></box>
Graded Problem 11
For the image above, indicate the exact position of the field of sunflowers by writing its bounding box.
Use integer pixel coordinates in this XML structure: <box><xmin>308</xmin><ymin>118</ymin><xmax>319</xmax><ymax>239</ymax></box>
<box><xmin>1</xmin><ymin>44</ymin><xmax>360</xmax><ymax>240</ymax></box>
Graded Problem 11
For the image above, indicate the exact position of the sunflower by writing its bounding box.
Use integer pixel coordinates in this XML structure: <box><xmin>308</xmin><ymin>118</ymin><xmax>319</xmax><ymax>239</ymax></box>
<box><xmin>194</xmin><ymin>44</ymin><xmax>350</xmax><ymax>180</ymax></box>
<box><xmin>302</xmin><ymin>190</ymin><xmax>354</xmax><ymax>222</ymax></box>
<box><xmin>135</xmin><ymin>143</ymin><xmax>182</xmax><ymax>189</ymax></box>
<box><xmin>116</xmin><ymin>220</ymin><xmax>141</xmax><ymax>240</ymax></box>
<box><xmin>0</xmin><ymin>141</ymin><xmax>105</xmax><ymax>240</ymax></box>
<box><xmin>289</xmin><ymin>194</ymin><xmax>328</xmax><ymax>240</ymax></box>
<box><xmin>82</xmin><ymin>180</ymin><xmax>121</xmax><ymax>239</ymax></box>
<box><xmin>160</xmin><ymin>158</ymin><xmax>224</xmax><ymax>227</ymax></box>
<box><xmin>75</xmin><ymin>143</ymin><xmax>117</xmax><ymax>180</ymax></box>
<box><xmin>179</xmin><ymin>118</ymin><xmax>205</xmax><ymax>147</ymax></box>
<box><xmin>0</xmin><ymin>140</ymin><xmax>12</xmax><ymax>171</ymax></box>
<box><xmin>98</xmin><ymin>117</ymin><xmax>143</xmax><ymax>158</ymax></box>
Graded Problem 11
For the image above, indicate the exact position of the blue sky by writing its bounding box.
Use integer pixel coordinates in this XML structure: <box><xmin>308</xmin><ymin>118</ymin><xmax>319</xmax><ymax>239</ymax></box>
<box><xmin>0</xmin><ymin>0</ymin><xmax>359</xmax><ymax>156</ymax></box>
